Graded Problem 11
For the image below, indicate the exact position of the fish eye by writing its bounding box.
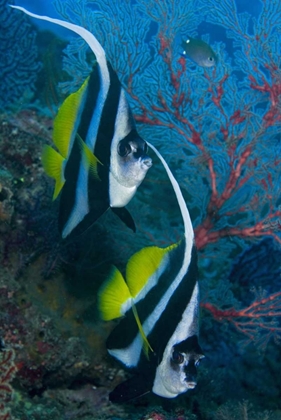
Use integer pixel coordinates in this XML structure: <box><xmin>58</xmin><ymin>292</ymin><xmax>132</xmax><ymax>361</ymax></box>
<box><xmin>208</xmin><ymin>56</ymin><xmax>214</xmax><ymax>62</ymax></box>
<box><xmin>118</xmin><ymin>141</ymin><xmax>131</xmax><ymax>157</ymax></box>
<box><xmin>171</xmin><ymin>350</ymin><xmax>184</xmax><ymax>365</ymax></box>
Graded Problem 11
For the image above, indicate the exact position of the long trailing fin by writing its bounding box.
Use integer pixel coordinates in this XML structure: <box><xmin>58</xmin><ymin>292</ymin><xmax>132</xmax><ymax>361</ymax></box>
<box><xmin>125</xmin><ymin>244</ymin><xmax>177</xmax><ymax>299</ymax></box>
<box><xmin>41</xmin><ymin>145</ymin><xmax>65</xmax><ymax>200</ymax></box>
<box><xmin>147</xmin><ymin>142</ymin><xmax>194</xmax><ymax>241</ymax></box>
<box><xmin>53</xmin><ymin>77</ymin><xmax>90</xmax><ymax>158</ymax></box>
<box><xmin>131</xmin><ymin>304</ymin><xmax>154</xmax><ymax>357</ymax></box>
<box><xmin>76</xmin><ymin>133</ymin><xmax>102</xmax><ymax>180</ymax></box>
<box><xmin>9</xmin><ymin>6</ymin><xmax>107</xmax><ymax>67</ymax></box>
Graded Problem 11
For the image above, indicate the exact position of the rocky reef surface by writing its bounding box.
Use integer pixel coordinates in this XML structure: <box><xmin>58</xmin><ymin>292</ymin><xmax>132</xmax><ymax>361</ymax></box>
<box><xmin>1</xmin><ymin>110</ymin><xmax>281</xmax><ymax>420</ymax></box>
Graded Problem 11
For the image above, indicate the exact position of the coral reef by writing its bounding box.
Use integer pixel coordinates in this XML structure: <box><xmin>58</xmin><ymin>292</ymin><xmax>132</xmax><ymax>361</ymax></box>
<box><xmin>229</xmin><ymin>238</ymin><xmax>281</xmax><ymax>304</ymax></box>
<box><xmin>1</xmin><ymin>0</ymin><xmax>281</xmax><ymax>418</ymax></box>
<box><xmin>0</xmin><ymin>106</ymin><xmax>280</xmax><ymax>420</ymax></box>
<box><xmin>0</xmin><ymin>347</ymin><xmax>17</xmax><ymax>420</ymax></box>
<box><xmin>214</xmin><ymin>400</ymin><xmax>281</xmax><ymax>420</ymax></box>
<box><xmin>0</xmin><ymin>0</ymin><xmax>41</xmax><ymax>110</ymax></box>
<box><xmin>0</xmin><ymin>110</ymin><xmax>53</xmax><ymax>267</ymax></box>
<box><xmin>0</xmin><ymin>173</ymin><xmax>13</xmax><ymax>228</ymax></box>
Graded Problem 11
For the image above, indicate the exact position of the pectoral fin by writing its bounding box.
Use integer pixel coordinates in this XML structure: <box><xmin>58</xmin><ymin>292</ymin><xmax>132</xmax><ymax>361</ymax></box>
<box><xmin>111</xmin><ymin>207</ymin><xmax>136</xmax><ymax>232</ymax></box>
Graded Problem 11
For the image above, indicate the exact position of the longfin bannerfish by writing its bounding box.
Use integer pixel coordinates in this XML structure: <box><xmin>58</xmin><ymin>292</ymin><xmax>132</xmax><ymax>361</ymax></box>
<box><xmin>11</xmin><ymin>5</ymin><xmax>152</xmax><ymax>238</ymax></box>
<box><xmin>98</xmin><ymin>142</ymin><xmax>204</xmax><ymax>402</ymax></box>
<box><xmin>181</xmin><ymin>36</ymin><xmax>216</xmax><ymax>67</ymax></box>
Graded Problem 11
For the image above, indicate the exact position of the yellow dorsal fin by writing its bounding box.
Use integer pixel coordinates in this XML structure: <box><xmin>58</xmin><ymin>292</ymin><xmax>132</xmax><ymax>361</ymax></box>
<box><xmin>53</xmin><ymin>76</ymin><xmax>90</xmax><ymax>158</ymax></box>
<box><xmin>131</xmin><ymin>304</ymin><xmax>154</xmax><ymax>358</ymax></box>
<box><xmin>126</xmin><ymin>243</ymin><xmax>178</xmax><ymax>298</ymax></box>
<box><xmin>76</xmin><ymin>133</ymin><xmax>102</xmax><ymax>180</ymax></box>
<box><xmin>41</xmin><ymin>145</ymin><xmax>65</xmax><ymax>200</ymax></box>
<box><xmin>98</xmin><ymin>266</ymin><xmax>132</xmax><ymax>321</ymax></box>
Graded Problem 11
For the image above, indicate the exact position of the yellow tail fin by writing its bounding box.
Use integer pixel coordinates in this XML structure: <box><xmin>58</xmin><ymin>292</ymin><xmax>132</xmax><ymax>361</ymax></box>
<box><xmin>98</xmin><ymin>266</ymin><xmax>132</xmax><ymax>321</ymax></box>
<box><xmin>98</xmin><ymin>265</ymin><xmax>154</xmax><ymax>357</ymax></box>
<box><xmin>41</xmin><ymin>145</ymin><xmax>65</xmax><ymax>200</ymax></box>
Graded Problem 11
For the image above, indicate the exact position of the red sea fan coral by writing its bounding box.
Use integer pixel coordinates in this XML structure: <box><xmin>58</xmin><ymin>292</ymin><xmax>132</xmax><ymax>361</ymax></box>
<box><xmin>50</xmin><ymin>0</ymin><xmax>281</xmax><ymax>348</ymax></box>
<box><xmin>53</xmin><ymin>0</ymin><xmax>281</xmax><ymax>253</ymax></box>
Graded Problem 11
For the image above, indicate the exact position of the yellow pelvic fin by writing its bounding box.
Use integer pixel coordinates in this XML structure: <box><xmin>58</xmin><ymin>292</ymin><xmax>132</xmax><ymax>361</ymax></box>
<box><xmin>126</xmin><ymin>243</ymin><xmax>178</xmax><ymax>298</ymax></box>
<box><xmin>131</xmin><ymin>304</ymin><xmax>154</xmax><ymax>358</ymax></box>
<box><xmin>76</xmin><ymin>133</ymin><xmax>102</xmax><ymax>180</ymax></box>
<box><xmin>41</xmin><ymin>145</ymin><xmax>65</xmax><ymax>200</ymax></box>
<box><xmin>98</xmin><ymin>266</ymin><xmax>132</xmax><ymax>321</ymax></box>
<box><xmin>53</xmin><ymin>76</ymin><xmax>90</xmax><ymax>158</ymax></box>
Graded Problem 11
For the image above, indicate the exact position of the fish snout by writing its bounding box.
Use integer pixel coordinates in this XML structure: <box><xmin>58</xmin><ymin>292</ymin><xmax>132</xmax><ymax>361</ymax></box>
<box><xmin>142</xmin><ymin>157</ymin><xmax>152</xmax><ymax>168</ymax></box>
<box><xmin>184</xmin><ymin>361</ymin><xmax>197</xmax><ymax>384</ymax></box>
<box><xmin>185</xmin><ymin>380</ymin><xmax>197</xmax><ymax>389</ymax></box>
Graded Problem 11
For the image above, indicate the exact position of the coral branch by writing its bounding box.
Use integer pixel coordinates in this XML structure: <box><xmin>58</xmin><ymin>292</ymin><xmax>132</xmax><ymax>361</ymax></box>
<box><xmin>201</xmin><ymin>291</ymin><xmax>281</xmax><ymax>348</ymax></box>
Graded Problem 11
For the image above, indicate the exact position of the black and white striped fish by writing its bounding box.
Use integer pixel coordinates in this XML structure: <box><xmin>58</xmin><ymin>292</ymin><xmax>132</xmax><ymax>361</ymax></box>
<box><xmin>11</xmin><ymin>6</ymin><xmax>152</xmax><ymax>239</ymax></box>
<box><xmin>98</xmin><ymin>143</ymin><xmax>204</xmax><ymax>402</ymax></box>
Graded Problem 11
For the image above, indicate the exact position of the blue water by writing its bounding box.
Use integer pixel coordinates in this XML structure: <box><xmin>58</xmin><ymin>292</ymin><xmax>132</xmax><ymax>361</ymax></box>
<box><xmin>1</xmin><ymin>1</ymin><xmax>281</xmax><ymax>419</ymax></box>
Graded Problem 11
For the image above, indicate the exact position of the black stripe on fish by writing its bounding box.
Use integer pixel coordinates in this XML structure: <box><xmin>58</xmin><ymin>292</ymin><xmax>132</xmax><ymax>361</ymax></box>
<box><xmin>106</xmin><ymin>241</ymin><xmax>185</xmax><ymax>352</ymax></box>
<box><xmin>59</xmin><ymin>63</ymin><xmax>121</xmax><ymax>236</ymax></box>
<box><xmin>98</xmin><ymin>142</ymin><xmax>203</xmax><ymax>401</ymax></box>
<box><xmin>106</xmin><ymin>241</ymin><xmax>198</xmax><ymax>371</ymax></box>
<box><xmin>93</xmin><ymin>62</ymin><xmax>122</xmax><ymax>166</ymax></box>
<box><xmin>10</xmin><ymin>6</ymin><xmax>152</xmax><ymax>239</ymax></box>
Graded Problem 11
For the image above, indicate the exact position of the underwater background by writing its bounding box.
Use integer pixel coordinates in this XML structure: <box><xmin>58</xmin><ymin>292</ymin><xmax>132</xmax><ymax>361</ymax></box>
<box><xmin>1</xmin><ymin>0</ymin><xmax>281</xmax><ymax>419</ymax></box>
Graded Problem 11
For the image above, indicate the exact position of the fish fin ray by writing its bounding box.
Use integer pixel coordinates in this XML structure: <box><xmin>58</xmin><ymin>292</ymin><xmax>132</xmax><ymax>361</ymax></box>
<box><xmin>147</xmin><ymin>141</ymin><xmax>194</xmax><ymax>240</ymax></box>
<box><xmin>41</xmin><ymin>145</ymin><xmax>65</xmax><ymax>200</ymax></box>
<box><xmin>126</xmin><ymin>244</ymin><xmax>177</xmax><ymax>298</ymax></box>
<box><xmin>98</xmin><ymin>266</ymin><xmax>132</xmax><ymax>321</ymax></box>
<box><xmin>53</xmin><ymin>77</ymin><xmax>90</xmax><ymax>158</ymax></box>
<box><xmin>131</xmin><ymin>304</ymin><xmax>153</xmax><ymax>358</ymax></box>
<box><xmin>99</xmin><ymin>266</ymin><xmax>153</xmax><ymax>356</ymax></box>
<box><xmin>76</xmin><ymin>133</ymin><xmax>102</xmax><ymax>180</ymax></box>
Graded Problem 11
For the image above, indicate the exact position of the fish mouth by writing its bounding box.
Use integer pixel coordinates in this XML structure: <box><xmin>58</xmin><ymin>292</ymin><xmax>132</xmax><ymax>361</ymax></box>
<box><xmin>185</xmin><ymin>381</ymin><xmax>197</xmax><ymax>389</ymax></box>
<box><xmin>142</xmin><ymin>158</ymin><xmax>152</xmax><ymax>168</ymax></box>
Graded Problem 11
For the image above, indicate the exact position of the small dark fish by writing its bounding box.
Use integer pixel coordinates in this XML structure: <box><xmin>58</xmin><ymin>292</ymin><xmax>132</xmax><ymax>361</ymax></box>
<box><xmin>11</xmin><ymin>6</ymin><xmax>152</xmax><ymax>238</ymax></box>
<box><xmin>181</xmin><ymin>36</ymin><xmax>216</xmax><ymax>67</ymax></box>
<box><xmin>98</xmin><ymin>143</ymin><xmax>204</xmax><ymax>402</ymax></box>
